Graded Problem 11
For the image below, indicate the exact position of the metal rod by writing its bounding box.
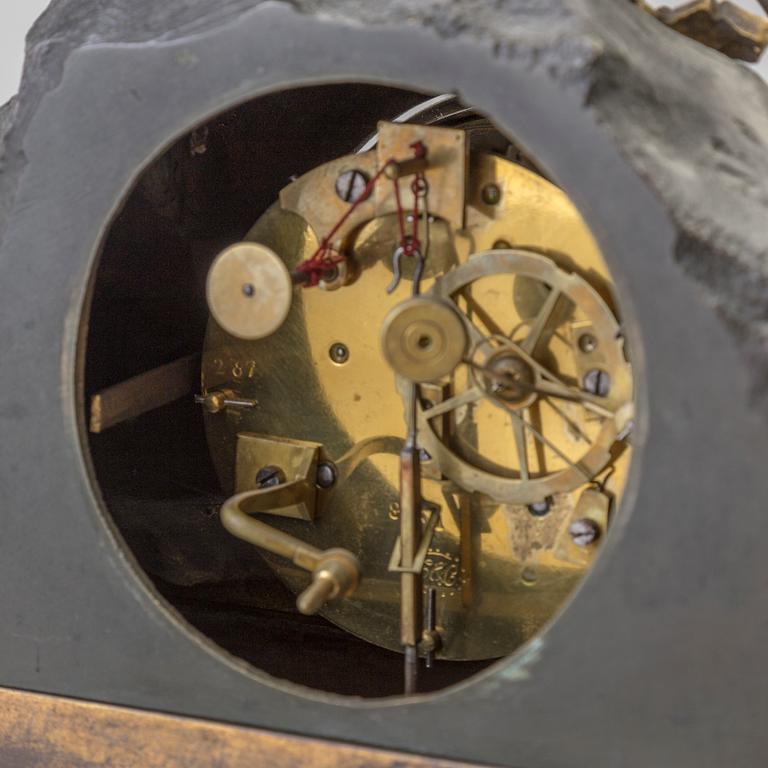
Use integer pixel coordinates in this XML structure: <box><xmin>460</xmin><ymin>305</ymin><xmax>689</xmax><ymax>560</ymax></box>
<box><xmin>459</xmin><ymin>494</ymin><xmax>474</xmax><ymax>609</ymax></box>
<box><xmin>511</xmin><ymin>408</ymin><xmax>530</xmax><ymax>481</ymax></box>
<box><xmin>384</xmin><ymin>156</ymin><xmax>429</xmax><ymax>180</ymax></box>
<box><xmin>399</xmin><ymin>383</ymin><xmax>423</xmax><ymax>694</ymax></box>
<box><xmin>425</xmin><ymin>587</ymin><xmax>437</xmax><ymax>669</ymax></box>
<box><xmin>520</xmin><ymin>288</ymin><xmax>561</xmax><ymax>354</ymax></box>
<box><xmin>290</xmin><ymin>270</ymin><xmax>311</xmax><ymax>285</ymax></box>
<box><xmin>404</xmin><ymin>644</ymin><xmax>419</xmax><ymax>695</ymax></box>
<box><xmin>459</xmin><ymin>291</ymin><xmax>506</xmax><ymax>338</ymax></box>
<box><xmin>421</xmin><ymin>386</ymin><xmax>484</xmax><ymax>420</ymax></box>
<box><xmin>506</xmin><ymin>406</ymin><xmax>592</xmax><ymax>482</ymax></box>
<box><xmin>400</xmin><ymin>184</ymin><xmax>430</xmax><ymax>694</ymax></box>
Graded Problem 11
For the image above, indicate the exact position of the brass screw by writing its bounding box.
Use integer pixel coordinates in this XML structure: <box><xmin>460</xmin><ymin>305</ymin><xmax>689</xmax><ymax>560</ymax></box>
<box><xmin>578</xmin><ymin>333</ymin><xmax>598</xmax><ymax>353</ymax></box>
<box><xmin>583</xmin><ymin>368</ymin><xmax>610</xmax><ymax>397</ymax></box>
<box><xmin>527</xmin><ymin>497</ymin><xmax>552</xmax><ymax>517</ymax></box>
<box><xmin>481</xmin><ymin>183</ymin><xmax>502</xmax><ymax>205</ymax></box>
<box><xmin>329</xmin><ymin>342</ymin><xmax>349</xmax><ymax>364</ymax></box>
<box><xmin>316</xmin><ymin>462</ymin><xmax>338</xmax><ymax>489</ymax></box>
<box><xmin>195</xmin><ymin>391</ymin><xmax>227</xmax><ymax>414</ymax></box>
<box><xmin>255</xmin><ymin>465</ymin><xmax>285</xmax><ymax>489</ymax></box>
<box><xmin>569</xmin><ymin>518</ymin><xmax>601</xmax><ymax>547</ymax></box>
<box><xmin>195</xmin><ymin>390</ymin><xmax>258</xmax><ymax>413</ymax></box>
<box><xmin>335</xmin><ymin>169</ymin><xmax>370</xmax><ymax>204</ymax></box>
<box><xmin>493</xmin><ymin>239</ymin><xmax>511</xmax><ymax>249</ymax></box>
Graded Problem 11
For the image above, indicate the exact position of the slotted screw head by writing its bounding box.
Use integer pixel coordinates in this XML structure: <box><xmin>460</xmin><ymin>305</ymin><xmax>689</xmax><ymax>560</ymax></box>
<box><xmin>569</xmin><ymin>517</ymin><xmax>601</xmax><ymax>547</ymax></box>
<box><xmin>583</xmin><ymin>368</ymin><xmax>610</xmax><ymax>397</ymax></box>
<box><xmin>255</xmin><ymin>465</ymin><xmax>285</xmax><ymax>489</ymax></box>
<box><xmin>335</xmin><ymin>169</ymin><xmax>370</xmax><ymax>204</ymax></box>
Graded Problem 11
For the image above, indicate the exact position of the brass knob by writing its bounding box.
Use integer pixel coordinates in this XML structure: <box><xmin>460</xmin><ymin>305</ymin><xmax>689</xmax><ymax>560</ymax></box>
<box><xmin>296</xmin><ymin>549</ymin><xmax>361</xmax><ymax>615</ymax></box>
<box><xmin>206</xmin><ymin>242</ymin><xmax>292</xmax><ymax>340</ymax></box>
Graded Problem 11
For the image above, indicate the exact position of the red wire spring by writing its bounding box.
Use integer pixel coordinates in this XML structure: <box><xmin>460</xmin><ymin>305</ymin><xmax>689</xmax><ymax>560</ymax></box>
<box><xmin>295</xmin><ymin>142</ymin><xmax>428</xmax><ymax>287</ymax></box>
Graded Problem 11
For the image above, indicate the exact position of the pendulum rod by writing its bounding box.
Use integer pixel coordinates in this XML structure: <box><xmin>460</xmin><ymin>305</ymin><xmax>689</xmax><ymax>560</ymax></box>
<box><xmin>400</xmin><ymin>381</ymin><xmax>423</xmax><ymax>695</ymax></box>
<box><xmin>398</xmin><ymin>159</ymin><xmax>430</xmax><ymax>694</ymax></box>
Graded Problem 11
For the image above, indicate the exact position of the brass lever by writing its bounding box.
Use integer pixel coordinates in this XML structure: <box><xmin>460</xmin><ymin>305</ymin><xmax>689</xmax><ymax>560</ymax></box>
<box><xmin>220</xmin><ymin>493</ymin><xmax>360</xmax><ymax>615</ymax></box>
<box><xmin>219</xmin><ymin>434</ymin><xmax>403</xmax><ymax>614</ymax></box>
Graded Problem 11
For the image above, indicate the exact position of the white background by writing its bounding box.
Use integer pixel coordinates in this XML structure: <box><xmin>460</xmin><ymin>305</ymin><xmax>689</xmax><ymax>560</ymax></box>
<box><xmin>1</xmin><ymin>0</ymin><xmax>767</xmax><ymax>106</ymax></box>
<box><xmin>1</xmin><ymin>0</ymin><xmax>50</xmax><ymax>106</ymax></box>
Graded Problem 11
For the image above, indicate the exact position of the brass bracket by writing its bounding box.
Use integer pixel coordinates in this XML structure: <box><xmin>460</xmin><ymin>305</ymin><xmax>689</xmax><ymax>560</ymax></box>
<box><xmin>375</xmin><ymin>121</ymin><xmax>467</xmax><ymax>229</ymax></box>
<box><xmin>235</xmin><ymin>433</ymin><xmax>322</xmax><ymax>521</ymax></box>
<box><xmin>222</xmin><ymin>433</ymin><xmax>364</xmax><ymax>614</ymax></box>
<box><xmin>277</xmin><ymin>122</ymin><xmax>468</xmax><ymax>256</ymax></box>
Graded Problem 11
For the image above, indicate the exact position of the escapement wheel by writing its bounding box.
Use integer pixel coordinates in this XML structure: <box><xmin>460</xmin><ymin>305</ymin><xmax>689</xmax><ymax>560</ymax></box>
<box><xmin>401</xmin><ymin>249</ymin><xmax>634</xmax><ymax>506</ymax></box>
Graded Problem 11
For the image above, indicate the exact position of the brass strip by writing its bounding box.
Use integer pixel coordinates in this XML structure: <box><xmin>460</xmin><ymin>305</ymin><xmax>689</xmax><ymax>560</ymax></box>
<box><xmin>0</xmin><ymin>687</ymin><xmax>489</xmax><ymax>768</ymax></box>
<box><xmin>89</xmin><ymin>353</ymin><xmax>199</xmax><ymax>433</ymax></box>
<box><xmin>388</xmin><ymin>507</ymin><xmax>441</xmax><ymax>574</ymax></box>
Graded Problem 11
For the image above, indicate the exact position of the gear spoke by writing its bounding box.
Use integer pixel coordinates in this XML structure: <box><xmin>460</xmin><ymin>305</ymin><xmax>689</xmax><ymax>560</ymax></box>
<box><xmin>507</xmin><ymin>406</ymin><xmax>592</xmax><ymax>482</ymax></box>
<box><xmin>512</xmin><ymin>408</ymin><xmax>530</xmax><ymax>481</ymax></box>
<box><xmin>457</xmin><ymin>291</ymin><xmax>617</xmax><ymax>420</ymax></box>
<box><xmin>533</xmin><ymin>379</ymin><xmax>615</xmax><ymax>419</ymax></box>
<box><xmin>520</xmin><ymin>287</ymin><xmax>561</xmax><ymax>355</ymax></box>
<box><xmin>529</xmin><ymin>400</ymin><xmax>548</xmax><ymax>476</ymax></box>
<box><xmin>422</xmin><ymin>386</ymin><xmax>484</xmax><ymax>420</ymax></box>
<box><xmin>458</xmin><ymin>289</ymin><xmax>506</xmax><ymax>340</ymax></box>
<box><xmin>463</xmin><ymin>353</ymin><xmax>616</xmax><ymax>420</ymax></box>
<box><xmin>542</xmin><ymin>398</ymin><xmax>593</xmax><ymax>445</ymax></box>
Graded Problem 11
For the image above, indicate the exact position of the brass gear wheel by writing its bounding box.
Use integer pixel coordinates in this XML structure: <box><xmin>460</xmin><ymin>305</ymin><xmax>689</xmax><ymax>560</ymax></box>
<box><xmin>401</xmin><ymin>248</ymin><xmax>634</xmax><ymax>505</ymax></box>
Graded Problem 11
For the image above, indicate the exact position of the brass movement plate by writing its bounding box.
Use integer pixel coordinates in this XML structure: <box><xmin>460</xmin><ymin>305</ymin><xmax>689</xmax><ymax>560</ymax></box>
<box><xmin>202</xmin><ymin>142</ymin><xmax>633</xmax><ymax>662</ymax></box>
